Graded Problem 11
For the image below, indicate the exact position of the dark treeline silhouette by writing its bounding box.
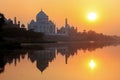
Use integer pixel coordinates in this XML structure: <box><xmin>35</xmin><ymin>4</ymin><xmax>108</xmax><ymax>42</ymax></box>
<box><xmin>45</xmin><ymin>30</ymin><xmax>120</xmax><ymax>41</ymax></box>
<box><xmin>0</xmin><ymin>13</ymin><xmax>44</xmax><ymax>46</ymax></box>
<box><xmin>0</xmin><ymin>13</ymin><xmax>6</xmax><ymax>41</ymax></box>
<box><xmin>76</xmin><ymin>30</ymin><xmax>120</xmax><ymax>41</ymax></box>
<box><xmin>0</xmin><ymin>13</ymin><xmax>5</xmax><ymax>30</ymax></box>
<box><xmin>0</xmin><ymin>42</ymin><xmax>120</xmax><ymax>74</ymax></box>
<box><xmin>2</xmin><ymin>28</ymin><xmax>44</xmax><ymax>43</ymax></box>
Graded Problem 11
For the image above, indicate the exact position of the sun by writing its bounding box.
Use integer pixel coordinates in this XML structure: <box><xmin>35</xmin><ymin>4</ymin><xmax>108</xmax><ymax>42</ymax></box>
<box><xmin>88</xmin><ymin>12</ymin><xmax>97</xmax><ymax>21</ymax></box>
<box><xmin>89</xmin><ymin>59</ymin><xmax>96</xmax><ymax>69</ymax></box>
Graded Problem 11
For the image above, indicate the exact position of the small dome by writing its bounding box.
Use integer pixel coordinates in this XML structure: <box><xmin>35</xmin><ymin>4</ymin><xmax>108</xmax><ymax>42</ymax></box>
<box><xmin>36</xmin><ymin>10</ymin><xmax>48</xmax><ymax>19</ymax></box>
<box><xmin>30</xmin><ymin>20</ymin><xmax>35</xmax><ymax>25</ymax></box>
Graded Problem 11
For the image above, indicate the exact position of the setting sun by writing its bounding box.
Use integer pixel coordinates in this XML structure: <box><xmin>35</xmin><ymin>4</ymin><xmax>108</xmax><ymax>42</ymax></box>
<box><xmin>89</xmin><ymin>59</ymin><xmax>96</xmax><ymax>69</ymax></box>
<box><xmin>88</xmin><ymin>12</ymin><xmax>97</xmax><ymax>21</ymax></box>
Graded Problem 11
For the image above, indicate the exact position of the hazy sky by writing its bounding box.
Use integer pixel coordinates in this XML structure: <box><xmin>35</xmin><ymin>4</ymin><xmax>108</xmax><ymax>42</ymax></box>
<box><xmin>0</xmin><ymin>0</ymin><xmax>120</xmax><ymax>35</ymax></box>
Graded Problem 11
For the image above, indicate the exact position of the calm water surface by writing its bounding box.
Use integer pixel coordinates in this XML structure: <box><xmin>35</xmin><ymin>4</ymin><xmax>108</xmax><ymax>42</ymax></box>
<box><xmin>0</xmin><ymin>42</ymin><xmax>120</xmax><ymax>80</ymax></box>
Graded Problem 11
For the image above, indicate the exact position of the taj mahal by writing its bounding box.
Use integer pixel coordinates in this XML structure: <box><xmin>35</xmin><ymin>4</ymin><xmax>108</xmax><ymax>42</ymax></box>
<box><xmin>28</xmin><ymin>9</ymin><xmax>77</xmax><ymax>35</ymax></box>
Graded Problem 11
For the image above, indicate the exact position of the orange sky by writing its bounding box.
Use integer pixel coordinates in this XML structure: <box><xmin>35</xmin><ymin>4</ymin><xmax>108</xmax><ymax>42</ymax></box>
<box><xmin>0</xmin><ymin>0</ymin><xmax>120</xmax><ymax>35</ymax></box>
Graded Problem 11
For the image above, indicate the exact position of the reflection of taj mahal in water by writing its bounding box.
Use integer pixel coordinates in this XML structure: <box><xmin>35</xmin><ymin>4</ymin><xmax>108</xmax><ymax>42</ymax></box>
<box><xmin>28</xmin><ymin>47</ymin><xmax>72</xmax><ymax>73</ymax></box>
<box><xmin>28</xmin><ymin>9</ymin><xmax>77</xmax><ymax>35</ymax></box>
<box><xmin>0</xmin><ymin>42</ymin><xmax>115</xmax><ymax>74</ymax></box>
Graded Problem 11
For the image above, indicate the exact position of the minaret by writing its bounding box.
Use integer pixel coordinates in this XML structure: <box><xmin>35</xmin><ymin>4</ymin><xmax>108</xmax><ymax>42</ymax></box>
<box><xmin>65</xmin><ymin>18</ymin><xmax>68</xmax><ymax>28</ymax></box>
<box><xmin>14</xmin><ymin>17</ymin><xmax>17</xmax><ymax>24</ymax></box>
<box><xmin>65</xmin><ymin>18</ymin><xmax>69</xmax><ymax>35</ymax></box>
<box><xmin>41</xmin><ymin>8</ymin><xmax>43</xmax><ymax>11</ymax></box>
<box><xmin>65</xmin><ymin>54</ymin><xmax>68</xmax><ymax>64</ymax></box>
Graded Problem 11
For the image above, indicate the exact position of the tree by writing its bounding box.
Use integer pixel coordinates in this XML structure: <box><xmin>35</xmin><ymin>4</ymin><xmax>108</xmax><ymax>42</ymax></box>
<box><xmin>0</xmin><ymin>13</ymin><xmax>6</xmax><ymax>41</ymax></box>
<box><xmin>0</xmin><ymin>13</ymin><xmax>5</xmax><ymax>29</ymax></box>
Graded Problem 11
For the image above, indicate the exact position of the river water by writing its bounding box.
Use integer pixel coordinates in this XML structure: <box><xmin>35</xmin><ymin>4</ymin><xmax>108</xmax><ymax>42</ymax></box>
<box><xmin>0</xmin><ymin>42</ymin><xmax>120</xmax><ymax>80</ymax></box>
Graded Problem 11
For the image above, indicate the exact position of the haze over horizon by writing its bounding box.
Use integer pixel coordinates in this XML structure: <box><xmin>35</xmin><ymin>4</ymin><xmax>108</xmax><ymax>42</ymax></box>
<box><xmin>0</xmin><ymin>0</ymin><xmax>120</xmax><ymax>35</ymax></box>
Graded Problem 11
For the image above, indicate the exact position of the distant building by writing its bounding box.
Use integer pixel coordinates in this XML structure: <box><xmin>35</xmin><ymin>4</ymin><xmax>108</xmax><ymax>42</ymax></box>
<box><xmin>28</xmin><ymin>10</ymin><xmax>56</xmax><ymax>35</ymax></box>
<box><xmin>28</xmin><ymin>9</ymin><xmax>78</xmax><ymax>36</ymax></box>
<box><xmin>57</xmin><ymin>18</ymin><xmax>78</xmax><ymax>36</ymax></box>
<box><xmin>5</xmin><ymin>17</ymin><xmax>24</xmax><ymax>29</ymax></box>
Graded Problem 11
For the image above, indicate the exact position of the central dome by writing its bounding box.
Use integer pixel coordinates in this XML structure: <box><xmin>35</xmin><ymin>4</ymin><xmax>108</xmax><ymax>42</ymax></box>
<box><xmin>36</xmin><ymin>10</ymin><xmax>48</xmax><ymax>19</ymax></box>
